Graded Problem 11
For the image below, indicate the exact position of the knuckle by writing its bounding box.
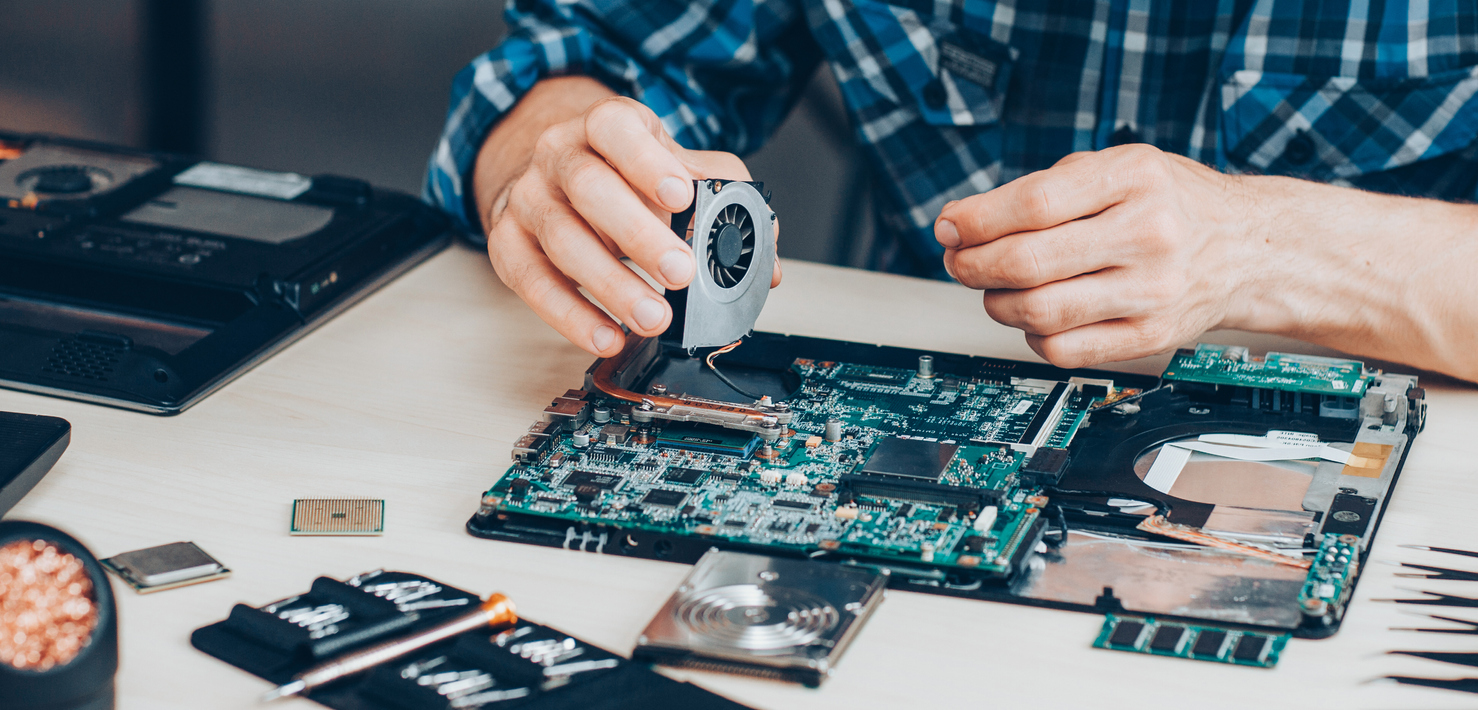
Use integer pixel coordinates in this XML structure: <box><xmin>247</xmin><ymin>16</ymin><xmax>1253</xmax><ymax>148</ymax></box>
<box><xmin>950</xmin><ymin>252</ymin><xmax>989</xmax><ymax>288</ymax></box>
<box><xmin>1020</xmin><ymin>182</ymin><xmax>1055</xmax><ymax>225</ymax></box>
<box><xmin>998</xmin><ymin>243</ymin><xmax>1045</xmax><ymax>288</ymax></box>
<box><xmin>584</xmin><ymin>97</ymin><xmax>631</xmax><ymax>130</ymax></box>
<box><xmin>1126</xmin><ymin>146</ymin><xmax>1172</xmax><ymax>186</ymax></box>
<box><xmin>1017</xmin><ymin>295</ymin><xmax>1056</xmax><ymax>334</ymax></box>
<box><xmin>563</xmin><ymin>156</ymin><xmax>608</xmax><ymax>197</ymax></box>
<box><xmin>1036</xmin><ymin>336</ymin><xmax>1084</xmax><ymax>369</ymax></box>
<box><xmin>533</xmin><ymin>124</ymin><xmax>570</xmax><ymax>156</ymax></box>
<box><xmin>496</xmin><ymin>256</ymin><xmax>537</xmax><ymax>297</ymax></box>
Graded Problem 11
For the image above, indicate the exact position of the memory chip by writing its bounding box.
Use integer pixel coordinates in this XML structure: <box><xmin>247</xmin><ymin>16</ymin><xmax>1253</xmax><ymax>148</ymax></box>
<box><xmin>1107</xmin><ymin>620</ymin><xmax>1146</xmax><ymax>648</ymax></box>
<box><xmin>1232</xmin><ymin>634</ymin><xmax>1270</xmax><ymax>663</ymax></box>
<box><xmin>101</xmin><ymin>541</ymin><xmax>230</xmax><ymax>593</ymax></box>
<box><xmin>290</xmin><ymin>498</ymin><xmax>385</xmax><ymax>536</ymax></box>
<box><xmin>1149</xmin><ymin>625</ymin><xmax>1186</xmax><ymax>653</ymax></box>
<box><xmin>1191</xmin><ymin>630</ymin><xmax>1227</xmax><ymax>658</ymax></box>
<box><xmin>772</xmin><ymin>499</ymin><xmax>814</xmax><ymax>511</ymax></box>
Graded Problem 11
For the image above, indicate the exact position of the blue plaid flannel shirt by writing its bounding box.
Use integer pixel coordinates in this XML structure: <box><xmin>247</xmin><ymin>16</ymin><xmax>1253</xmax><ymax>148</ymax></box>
<box><xmin>426</xmin><ymin>0</ymin><xmax>1478</xmax><ymax>279</ymax></box>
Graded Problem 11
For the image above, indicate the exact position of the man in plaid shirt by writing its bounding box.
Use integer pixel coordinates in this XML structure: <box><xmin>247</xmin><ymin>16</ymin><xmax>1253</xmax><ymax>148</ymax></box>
<box><xmin>426</xmin><ymin>1</ymin><xmax>1478</xmax><ymax>381</ymax></box>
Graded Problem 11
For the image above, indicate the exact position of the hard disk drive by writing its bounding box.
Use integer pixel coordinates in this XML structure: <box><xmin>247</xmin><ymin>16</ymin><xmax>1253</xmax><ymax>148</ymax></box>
<box><xmin>634</xmin><ymin>549</ymin><xmax>886</xmax><ymax>686</ymax></box>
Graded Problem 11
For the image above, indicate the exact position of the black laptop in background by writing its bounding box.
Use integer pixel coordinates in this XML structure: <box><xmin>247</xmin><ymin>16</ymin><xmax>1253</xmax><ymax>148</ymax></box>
<box><xmin>0</xmin><ymin>131</ymin><xmax>451</xmax><ymax>414</ymax></box>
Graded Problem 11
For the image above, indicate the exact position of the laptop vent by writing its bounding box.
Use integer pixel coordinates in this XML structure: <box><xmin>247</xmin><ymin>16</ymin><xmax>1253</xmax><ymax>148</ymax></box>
<box><xmin>42</xmin><ymin>339</ymin><xmax>122</xmax><ymax>381</ymax></box>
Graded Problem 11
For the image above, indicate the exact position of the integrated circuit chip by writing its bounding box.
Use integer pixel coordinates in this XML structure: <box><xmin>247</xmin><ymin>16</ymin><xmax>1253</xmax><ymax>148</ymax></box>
<box><xmin>1149</xmin><ymin>625</ymin><xmax>1186</xmax><ymax>653</ymax></box>
<box><xmin>861</xmin><ymin>438</ymin><xmax>958</xmax><ymax>481</ymax></box>
<box><xmin>664</xmin><ymin>467</ymin><xmax>707</xmax><ymax>485</ymax></box>
<box><xmin>840</xmin><ymin>437</ymin><xmax>996</xmax><ymax>507</ymax></box>
<box><xmin>1232</xmin><ymin>634</ymin><xmax>1270</xmax><ymax>663</ymax></box>
<box><xmin>641</xmin><ymin>489</ymin><xmax>688</xmax><ymax>507</ymax></box>
<box><xmin>101</xmin><ymin>541</ymin><xmax>230</xmax><ymax>593</ymax></box>
<box><xmin>655</xmin><ymin>422</ymin><xmax>761</xmax><ymax>458</ymax></box>
<box><xmin>1107</xmin><ymin>620</ymin><xmax>1147</xmax><ymax>648</ymax></box>
<box><xmin>563</xmin><ymin>471</ymin><xmax>622</xmax><ymax>489</ymax></box>
<box><xmin>1191</xmin><ymin>630</ymin><xmax>1228</xmax><ymax>658</ymax></box>
<box><xmin>290</xmin><ymin>498</ymin><xmax>385</xmax><ymax>536</ymax></box>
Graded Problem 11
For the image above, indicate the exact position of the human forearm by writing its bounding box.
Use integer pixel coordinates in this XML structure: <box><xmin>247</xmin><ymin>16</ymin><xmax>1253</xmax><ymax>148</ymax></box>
<box><xmin>1229</xmin><ymin>177</ymin><xmax>1478</xmax><ymax>381</ymax></box>
<box><xmin>470</xmin><ymin>76</ymin><xmax>617</xmax><ymax>232</ymax></box>
<box><xmin>935</xmin><ymin>145</ymin><xmax>1478</xmax><ymax>383</ymax></box>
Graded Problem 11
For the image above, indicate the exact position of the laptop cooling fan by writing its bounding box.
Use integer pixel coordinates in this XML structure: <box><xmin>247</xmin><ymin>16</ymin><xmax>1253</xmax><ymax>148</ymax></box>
<box><xmin>664</xmin><ymin>180</ymin><xmax>776</xmax><ymax>350</ymax></box>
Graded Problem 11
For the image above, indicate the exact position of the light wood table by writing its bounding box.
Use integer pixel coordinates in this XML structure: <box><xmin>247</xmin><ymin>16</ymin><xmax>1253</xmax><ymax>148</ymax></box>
<box><xmin>6</xmin><ymin>246</ymin><xmax>1478</xmax><ymax>709</ymax></box>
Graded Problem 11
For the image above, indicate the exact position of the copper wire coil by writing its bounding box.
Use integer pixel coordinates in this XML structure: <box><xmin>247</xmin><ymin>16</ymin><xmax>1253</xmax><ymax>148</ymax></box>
<box><xmin>0</xmin><ymin>539</ymin><xmax>99</xmax><ymax>671</ymax></box>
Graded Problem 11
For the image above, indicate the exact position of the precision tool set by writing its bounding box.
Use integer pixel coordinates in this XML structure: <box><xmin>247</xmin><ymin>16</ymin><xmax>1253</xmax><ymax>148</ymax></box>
<box><xmin>1378</xmin><ymin>544</ymin><xmax>1478</xmax><ymax>694</ymax></box>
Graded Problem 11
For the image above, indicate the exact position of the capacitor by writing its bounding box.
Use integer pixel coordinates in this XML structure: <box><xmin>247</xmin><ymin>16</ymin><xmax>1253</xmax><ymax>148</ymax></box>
<box><xmin>917</xmin><ymin>355</ymin><xmax>935</xmax><ymax>379</ymax></box>
<box><xmin>592</xmin><ymin>407</ymin><xmax>612</xmax><ymax>424</ymax></box>
<box><xmin>572</xmin><ymin>431</ymin><xmax>590</xmax><ymax>448</ymax></box>
<box><xmin>824</xmin><ymin>418</ymin><xmax>842</xmax><ymax>442</ymax></box>
<box><xmin>920</xmin><ymin>542</ymin><xmax>935</xmax><ymax>563</ymax></box>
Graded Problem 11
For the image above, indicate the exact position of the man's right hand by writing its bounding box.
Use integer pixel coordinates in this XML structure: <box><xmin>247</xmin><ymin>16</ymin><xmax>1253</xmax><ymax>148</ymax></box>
<box><xmin>472</xmin><ymin>77</ymin><xmax>779</xmax><ymax>357</ymax></box>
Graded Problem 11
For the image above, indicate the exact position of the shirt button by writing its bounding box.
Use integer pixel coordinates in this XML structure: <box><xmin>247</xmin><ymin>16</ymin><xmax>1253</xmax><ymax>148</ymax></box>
<box><xmin>1283</xmin><ymin>131</ymin><xmax>1316</xmax><ymax>165</ymax></box>
<box><xmin>923</xmin><ymin>79</ymin><xmax>947</xmax><ymax>110</ymax></box>
<box><xmin>1109</xmin><ymin>125</ymin><xmax>1141</xmax><ymax>146</ymax></box>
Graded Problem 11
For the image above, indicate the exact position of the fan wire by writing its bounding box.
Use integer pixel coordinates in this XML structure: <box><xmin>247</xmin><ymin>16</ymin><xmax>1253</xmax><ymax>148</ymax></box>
<box><xmin>705</xmin><ymin>340</ymin><xmax>764</xmax><ymax>401</ymax></box>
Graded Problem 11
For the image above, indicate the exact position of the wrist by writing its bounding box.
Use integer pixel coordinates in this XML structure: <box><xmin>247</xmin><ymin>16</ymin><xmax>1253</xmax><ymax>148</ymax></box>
<box><xmin>1213</xmin><ymin>174</ymin><xmax>1296</xmax><ymax>334</ymax></box>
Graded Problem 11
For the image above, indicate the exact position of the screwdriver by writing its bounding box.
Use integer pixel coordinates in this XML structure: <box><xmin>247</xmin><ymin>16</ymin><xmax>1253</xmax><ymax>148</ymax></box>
<box><xmin>261</xmin><ymin>593</ymin><xmax>517</xmax><ymax>702</ymax></box>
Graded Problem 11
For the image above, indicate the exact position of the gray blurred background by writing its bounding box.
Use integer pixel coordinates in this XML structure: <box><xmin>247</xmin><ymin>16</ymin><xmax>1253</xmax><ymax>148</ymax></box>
<box><xmin>0</xmin><ymin>0</ymin><xmax>871</xmax><ymax>266</ymax></box>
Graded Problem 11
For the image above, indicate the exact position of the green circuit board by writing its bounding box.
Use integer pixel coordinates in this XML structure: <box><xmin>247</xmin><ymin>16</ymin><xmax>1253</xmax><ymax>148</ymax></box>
<box><xmin>1162</xmin><ymin>344</ymin><xmax>1371</xmax><ymax>396</ymax></box>
<box><xmin>483</xmin><ymin>358</ymin><xmax>1110</xmax><ymax>577</ymax></box>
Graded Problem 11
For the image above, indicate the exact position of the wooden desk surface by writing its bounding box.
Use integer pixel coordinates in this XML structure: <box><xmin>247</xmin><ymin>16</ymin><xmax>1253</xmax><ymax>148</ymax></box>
<box><xmin>6</xmin><ymin>246</ymin><xmax>1478</xmax><ymax>709</ymax></box>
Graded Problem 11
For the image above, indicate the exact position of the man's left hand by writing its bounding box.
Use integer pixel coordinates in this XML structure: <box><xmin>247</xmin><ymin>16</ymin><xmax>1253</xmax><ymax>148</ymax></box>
<box><xmin>935</xmin><ymin>144</ymin><xmax>1261</xmax><ymax>368</ymax></box>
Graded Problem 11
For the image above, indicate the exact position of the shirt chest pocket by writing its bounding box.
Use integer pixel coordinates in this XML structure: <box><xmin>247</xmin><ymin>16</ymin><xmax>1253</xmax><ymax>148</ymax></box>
<box><xmin>833</xmin><ymin>0</ymin><xmax>1016</xmax><ymax>127</ymax></box>
<box><xmin>1221</xmin><ymin>65</ymin><xmax>1478</xmax><ymax>181</ymax></box>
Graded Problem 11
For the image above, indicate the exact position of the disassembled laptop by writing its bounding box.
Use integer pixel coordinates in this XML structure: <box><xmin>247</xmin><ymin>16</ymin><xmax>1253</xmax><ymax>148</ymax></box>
<box><xmin>467</xmin><ymin>180</ymin><xmax>1425</xmax><ymax>683</ymax></box>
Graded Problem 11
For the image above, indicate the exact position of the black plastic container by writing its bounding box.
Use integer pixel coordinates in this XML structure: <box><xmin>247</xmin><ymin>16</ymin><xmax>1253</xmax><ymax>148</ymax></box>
<box><xmin>0</xmin><ymin>520</ymin><xmax>118</xmax><ymax>710</ymax></box>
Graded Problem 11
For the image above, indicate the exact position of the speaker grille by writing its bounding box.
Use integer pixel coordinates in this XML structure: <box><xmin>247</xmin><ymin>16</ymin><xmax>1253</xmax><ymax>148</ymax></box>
<box><xmin>41</xmin><ymin>339</ymin><xmax>121</xmax><ymax>381</ymax></box>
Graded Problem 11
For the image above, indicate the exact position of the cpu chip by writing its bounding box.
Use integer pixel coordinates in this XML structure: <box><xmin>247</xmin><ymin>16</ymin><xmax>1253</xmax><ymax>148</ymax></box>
<box><xmin>291</xmin><ymin>498</ymin><xmax>385</xmax><ymax>536</ymax></box>
<box><xmin>101</xmin><ymin>541</ymin><xmax>230</xmax><ymax>593</ymax></box>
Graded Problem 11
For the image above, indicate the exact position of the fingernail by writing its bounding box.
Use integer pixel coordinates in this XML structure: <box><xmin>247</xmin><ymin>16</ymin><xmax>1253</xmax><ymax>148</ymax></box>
<box><xmin>659</xmin><ymin>248</ymin><xmax>693</xmax><ymax>285</ymax></box>
<box><xmin>631</xmin><ymin>298</ymin><xmax>667</xmax><ymax>331</ymax></box>
<box><xmin>935</xmin><ymin>219</ymin><xmax>960</xmax><ymax>248</ymax></box>
<box><xmin>943</xmin><ymin>200</ymin><xmax>960</xmax><ymax>210</ymax></box>
<box><xmin>592</xmin><ymin>325</ymin><xmax>618</xmax><ymax>353</ymax></box>
<box><xmin>657</xmin><ymin>177</ymin><xmax>690</xmax><ymax>211</ymax></box>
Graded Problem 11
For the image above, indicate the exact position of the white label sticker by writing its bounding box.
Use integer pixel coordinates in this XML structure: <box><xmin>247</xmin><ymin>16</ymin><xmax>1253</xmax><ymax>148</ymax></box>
<box><xmin>173</xmin><ymin>162</ymin><xmax>311</xmax><ymax>200</ymax></box>
<box><xmin>1009</xmin><ymin>400</ymin><xmax>1033</xmax><ymax>416</ymax></box>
